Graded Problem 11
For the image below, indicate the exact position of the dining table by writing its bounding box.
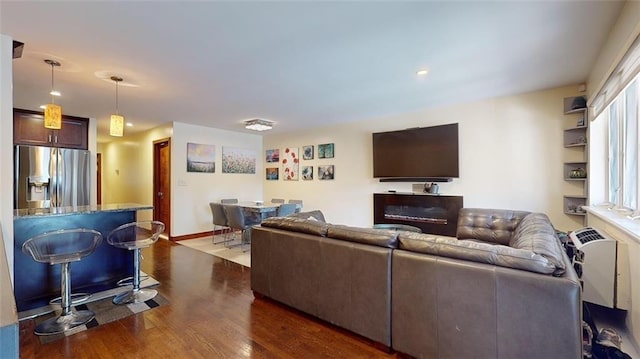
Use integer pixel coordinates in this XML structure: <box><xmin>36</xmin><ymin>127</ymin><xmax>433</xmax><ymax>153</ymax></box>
<box><xmin>231</xmin><ymin>201</ymin><xmax>301</xmax><ymax>220</ymax></box>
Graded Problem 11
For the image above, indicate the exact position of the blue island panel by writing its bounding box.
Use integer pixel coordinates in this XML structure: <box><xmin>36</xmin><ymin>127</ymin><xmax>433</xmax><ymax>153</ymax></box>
<box><xmin>14</xmin><ymin>210</ymin><xmax>136</xmax><ymax>312</ymax></box>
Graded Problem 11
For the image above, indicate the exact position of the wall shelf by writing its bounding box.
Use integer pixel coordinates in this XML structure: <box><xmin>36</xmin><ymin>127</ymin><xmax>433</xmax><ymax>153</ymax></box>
<box><xmin>562</xmin><ymin>96</ymin><xmax>589</xmax><ymax>226</ymax></box>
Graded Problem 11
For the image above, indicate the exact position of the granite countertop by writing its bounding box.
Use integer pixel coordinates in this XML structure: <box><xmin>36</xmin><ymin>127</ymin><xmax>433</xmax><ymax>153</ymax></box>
<box><xmin>14</xmin><ymin>203</ymin><xmax>153</xmax><ymax>219</ymax></box>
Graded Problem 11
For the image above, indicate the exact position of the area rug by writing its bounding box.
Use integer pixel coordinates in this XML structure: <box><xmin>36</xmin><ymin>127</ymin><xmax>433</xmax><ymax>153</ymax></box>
<box><xmin>177</xmin><ymin>236</ymin><xmax>251</xmax><ymax>267</ymax></box>
<box><xmin>35</xmin><ymin>293</ymin><xmax>169</xmax><ymax>344</ymax></box>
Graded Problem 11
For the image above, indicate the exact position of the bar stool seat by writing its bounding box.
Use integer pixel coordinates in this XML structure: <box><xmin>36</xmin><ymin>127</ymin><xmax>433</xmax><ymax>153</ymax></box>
<box><xmin>22</xmin><ymin>228</ymin><xmax>102</xmax><ymax>336</ymax></box>
<box><xmin>107</xmin><ymin>221</ymin><xmax>165</xmax><ymax>305</ymax></box>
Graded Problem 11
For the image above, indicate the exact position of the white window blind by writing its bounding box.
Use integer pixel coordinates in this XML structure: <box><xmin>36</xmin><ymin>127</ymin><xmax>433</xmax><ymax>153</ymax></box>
<box><xmin>592</xmin><ymin>34</ymin><xmax>640</xmax><ymax>118</ymax></box>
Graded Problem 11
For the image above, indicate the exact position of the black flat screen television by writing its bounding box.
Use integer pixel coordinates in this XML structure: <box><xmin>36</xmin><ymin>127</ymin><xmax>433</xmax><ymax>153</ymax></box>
<box><xmin>372</xmin><ymin>123</ymin><xmax>459</xmax><ymax>181</ymax></box>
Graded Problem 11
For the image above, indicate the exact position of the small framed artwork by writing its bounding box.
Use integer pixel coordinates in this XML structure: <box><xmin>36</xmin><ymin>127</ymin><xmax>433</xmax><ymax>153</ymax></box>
<box><xmin>577</xmin><ymin>117</ymin><xmax>585</xmax><ymax>127</ymax></box>
<box><xmin>302</xmin><ymin>145</ymin><xmax>314</xmax><ymax>160</ymax></box>
<box><xmin>318</xmin><ymin>143</ymin><xmax>334</xmax><ymax>159</ymax></box>
<box><xmin>302</xmin><ymin>166</ymin><xmax>314</xmax><ymax>180</ymax></box>
<box><xmin>266</xmin><ymin>167</ymin><xmax>279</xmax><ymax>180</ymax></box>
<box><xmin>266</xmin><ymin>149</ymin><xmax>280</xmax><ymax>163</ymax></box>
<box><xmin>318</xmin><ymin>165</ymin><xmax>334</xmax><ymax>180</ymax></box>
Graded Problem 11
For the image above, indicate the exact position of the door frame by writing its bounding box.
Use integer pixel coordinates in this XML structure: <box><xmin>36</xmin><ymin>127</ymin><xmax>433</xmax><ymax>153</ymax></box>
<box><xmin>153</xmin><ymin>138</ymin><xmax>171</xmax><ymax>236</ymax></box>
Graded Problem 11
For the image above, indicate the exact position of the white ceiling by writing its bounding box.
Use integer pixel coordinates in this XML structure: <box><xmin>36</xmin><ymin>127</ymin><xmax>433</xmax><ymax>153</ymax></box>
<box><xmin>1</xmin><ymin>1</ymin><xmax>625</xmax><ymax>143</ymax></box>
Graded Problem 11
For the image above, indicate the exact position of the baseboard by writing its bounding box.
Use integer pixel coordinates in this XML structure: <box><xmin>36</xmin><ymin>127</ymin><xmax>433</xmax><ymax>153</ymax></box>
<box><xmin>171</xmin><ymin>231</ymin><xmax>217</xmax><ymax>241</ymax></box>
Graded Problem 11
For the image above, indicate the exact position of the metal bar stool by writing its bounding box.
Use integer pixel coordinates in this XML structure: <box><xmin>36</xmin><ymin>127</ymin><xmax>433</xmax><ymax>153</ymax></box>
<box><xmin>107</xmin><ymin>221</ymin><xmax>165</xmax><ymax>305</ymax></box>
<box><xmin>22</xmin><ymin>228</ymin><xmax>103</xmax><ymax>336</ymax></box>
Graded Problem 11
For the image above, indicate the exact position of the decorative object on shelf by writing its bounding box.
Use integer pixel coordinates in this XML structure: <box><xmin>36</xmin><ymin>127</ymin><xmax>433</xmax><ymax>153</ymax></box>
<box><xmin>186</xmin><ymin>142</ymin><xmax>215</xmax><ymax>173</ymax></box>
<box><xmin>577</xmin><ymin>117</ymin><xmax>585</xmax><ymax>126</ymax></box>
<box><xmin>44</xmin><ymin>59</ymin><xmax>62</xmax><ymax>130</ymax></box>
<box><xmin>569</xmin><ymin>168</ymin><xmax>587</xmax><ymax>178</ymax></box>
<box><xmin>302</xmin><ymin>145</ymin><xmax>314</xmax><ymax>160</ymax></box>
<box><xmin>318</xmin><ymin>165</ymin><xmax>334</xmax><ymax>180</ymax></box>
<box><xmin>282</xmin><ymin>147</ymin><xmax>299</xmax><ymax>180</ymax></box>
<box><xmin>424</xmin><ymin>182</ymin><xmax>439</xmax><ymax>194</ymax></box>
<box><xmin>318</xmin><ymin>143</ymin><xmax>334</xmax><ymax>158</ymax></box>
<box><xmin>109</xmin><ymin>76</ymin><xmax>125</xmax><ymax>137</ymax></box>
<box><xmin>571</xmin><ymin>96</ymin><xmax>587</xmax><ymax>110</ymax></box>
<box><xmin>266</xmin><ymin>149</ymin><xmax>279</xmax><ymax>163</ymax></box>
<box><xmin>266</xmin><ymin>167</ymin><xmax>278</xmax><ymax>180</ymax></box>
<box><xmin>222</xmin><ymin>147</ymin><xmax>256</xmax><ymax>174</ymax></box>
<box><xmin>244</xmin><ymin>118</ymin><xmax>273</xmax><ymax>131</ymax></box>
<box><xmin>302</xmin><ymin>166</ymin><xmax>313</xmax><ymax>180</ymax></box>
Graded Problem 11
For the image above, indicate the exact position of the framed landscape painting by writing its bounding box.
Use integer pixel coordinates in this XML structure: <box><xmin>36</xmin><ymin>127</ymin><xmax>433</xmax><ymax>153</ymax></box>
<box><xmin>186</xmin><ymin>142</ymin><xmax>215</xmax><ymax>173</ymax></box>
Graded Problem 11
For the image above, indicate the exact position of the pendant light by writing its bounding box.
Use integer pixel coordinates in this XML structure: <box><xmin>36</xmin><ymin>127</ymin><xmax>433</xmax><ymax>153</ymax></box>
<box><xmin>110</xmin><ymin>76</ymin><xmax>124</xmax><ymax>137</ymax></box>
<box><xmin>44</xmin><ymin>59</ymin><xmax>62</xmax><ymax>129</ymax></box>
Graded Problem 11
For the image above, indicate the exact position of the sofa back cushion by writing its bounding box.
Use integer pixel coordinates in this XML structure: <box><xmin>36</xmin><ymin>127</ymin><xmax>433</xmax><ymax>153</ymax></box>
<box><xmin>326</xmin><ymin>225</ymin><xmax>398</xmax><ymax>248</ymax></box>
<box><xmin>398</xmin><ymin>233</ymin><xmax>557</xmax><ymax>275</ymax></box>
<box><xmin>287</xmin><ymin>210</ymin><xmax>326</xmax><ymax>223</ymax></box>
<box><xmin>456</xmin><ymin>208</ymin><xmax>530</xmax><ymax>245</ymax></box>
<box><xmin>261</xmin><ymin>217</ymin><xmax>329</xmax><ymax>236</ymax></box>
<box><xmin>509</xmin><ymin>213</ymin><xmax>566</xmax><ymax>275</ymax></box>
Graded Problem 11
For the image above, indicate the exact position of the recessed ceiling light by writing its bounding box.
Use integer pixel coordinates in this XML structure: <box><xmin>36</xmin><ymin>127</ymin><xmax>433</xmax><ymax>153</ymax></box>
<box><xmin>39</xmin><ymin>105</ymin><xmax>46</xmax><ymax>109</ymax></box>
<box><xmin>416</xmin><ymin>69</ymin><xmax>429</xmax><ymax>76</ymax></box>
<box><xmin>126</xmin><ymin>123</ymin><xmax>133</xmax><ymax>127</ymax></box>
<box><xmin>49</xmin><ymin>90</ymin><xmax>61</xmax><ymax>97</ymax></box>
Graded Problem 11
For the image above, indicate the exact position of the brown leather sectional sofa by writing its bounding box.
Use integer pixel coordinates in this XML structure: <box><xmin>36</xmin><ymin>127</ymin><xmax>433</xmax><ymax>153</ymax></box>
<box><xmin>250</xmin><ymin>208</ymin><xmax>582</xmax><ymax>358</ymax></box>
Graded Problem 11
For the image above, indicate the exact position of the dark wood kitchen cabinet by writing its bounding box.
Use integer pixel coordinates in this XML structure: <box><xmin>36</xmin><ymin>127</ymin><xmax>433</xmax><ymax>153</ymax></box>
<box><xmin>14</xmin><ymin>108</ymin><xmax>89</xmax><ymax>149</ymax></box>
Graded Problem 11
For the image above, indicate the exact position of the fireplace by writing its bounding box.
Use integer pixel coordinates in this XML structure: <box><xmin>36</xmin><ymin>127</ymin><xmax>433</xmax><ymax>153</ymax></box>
<box><xmin>373</xmin><ymin>193</ymin><xmax>463</xmax><ymax>237</ymax></box>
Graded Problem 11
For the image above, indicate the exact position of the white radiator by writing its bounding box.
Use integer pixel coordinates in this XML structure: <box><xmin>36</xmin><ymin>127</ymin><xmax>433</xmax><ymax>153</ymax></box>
<box><xmin>569</xmin><ymin>227</ymin><xmax>618</xmax><ymax>308</ymax></box>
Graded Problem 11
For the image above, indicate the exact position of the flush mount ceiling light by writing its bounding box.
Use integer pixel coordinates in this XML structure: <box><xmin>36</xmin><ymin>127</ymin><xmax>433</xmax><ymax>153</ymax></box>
<box><xmin>44</xmin><ymin>59</ymin><xmax>62</xmax><ymax>129</ymax></box>
<box><xmin>110</xmin><ymin>76</ymin><xmax>125</xmax><ymax>137</ymax></box>
<box><xmin>416</xmin><ymin>68</ymin><xmax>429</xmax><ymax>76</ymax></box>
<box><xmin>245</xmin><ymin>119</ymin><xmax>274</xmax><ymax>131</ymax></box>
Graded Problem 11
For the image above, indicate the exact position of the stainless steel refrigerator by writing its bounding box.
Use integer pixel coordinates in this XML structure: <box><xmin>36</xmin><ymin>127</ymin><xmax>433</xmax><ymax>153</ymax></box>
<box><xmin>14</xmin><ymin>145</ymin><xmax>90</xmax><ymax>209</ymax></box>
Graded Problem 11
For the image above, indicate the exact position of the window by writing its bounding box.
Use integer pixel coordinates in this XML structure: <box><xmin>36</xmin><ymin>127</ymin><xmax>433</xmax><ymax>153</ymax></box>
<box><xmin>603</xmin><ymin>77</ymin><xmax>640</xmax><ymax>212</ymax></box>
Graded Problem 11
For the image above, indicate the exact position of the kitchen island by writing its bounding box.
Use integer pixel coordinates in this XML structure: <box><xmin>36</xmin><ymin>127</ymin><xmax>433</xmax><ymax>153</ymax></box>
<box><xmin>14</xmin><ymin>203</ymin><xmax>153</xmax><ymax>312</ymax></box>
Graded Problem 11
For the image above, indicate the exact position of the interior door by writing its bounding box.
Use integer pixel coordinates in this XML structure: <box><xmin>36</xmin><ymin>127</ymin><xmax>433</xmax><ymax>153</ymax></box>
<box><xmin>153</xmin><ymin>139</ymin><xmax>171</xmax><ymax>236</ymax></box>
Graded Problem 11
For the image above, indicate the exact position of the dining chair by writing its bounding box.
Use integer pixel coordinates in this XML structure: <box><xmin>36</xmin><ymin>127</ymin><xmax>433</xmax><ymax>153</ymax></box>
<box><xmin>276</xmin><ymin>203</ymin><xmax>297</xmax><ymax>217</ymax></box>
<box><xmin>288</xmin><ymin>199</ymin><xmax>303</xmax><ymax>213</ymax></box>
<box><xmin>223</xmin><ymin>204</ymin><xmax>261</xmax><ymax>252</ymax></box>
<box><xmin>221</xmin><ymin>198</ymin><xmax>239</xmax><ymax>204</ymax></box>
<box><xmin>271</xmin><ymin>198</ymin><xmax>285</xmax><ymax>204</ymax></box>
<box><xmin>209</xmin><ymin>202</ymin><xmax>232</xmax><ymax>244</ymax></box>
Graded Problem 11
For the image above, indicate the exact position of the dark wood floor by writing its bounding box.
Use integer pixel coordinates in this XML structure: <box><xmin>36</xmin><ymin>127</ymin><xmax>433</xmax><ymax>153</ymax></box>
<box><xmin>19</xmin><ymin>239</ymin><xmax>399</xmax><ymax>358</ymax></box>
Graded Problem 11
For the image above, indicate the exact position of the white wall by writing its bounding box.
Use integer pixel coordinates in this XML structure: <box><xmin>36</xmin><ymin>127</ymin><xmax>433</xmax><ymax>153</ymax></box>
<box><xmin>264</xmin><ymin>85</ymin><xmax>584</xmax><ymax>231</ymax></box>
<box><xmin>171</xmin><ymin>122</ymin><xmax>263</xmax><ymax>237</ymax></box>
<box><xmin>100</xmin><ymin>124</ymin><xmax>173</xmax><ymax>207</ymax></box>
<box><xmin>100</xmin><ymin>121</ymin><xmax>263</xmax><ymax>238</ymax></box>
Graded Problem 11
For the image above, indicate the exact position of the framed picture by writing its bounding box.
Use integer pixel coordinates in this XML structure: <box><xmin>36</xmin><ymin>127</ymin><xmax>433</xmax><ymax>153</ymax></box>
<box><xmin>266</xmin><ymin>167</ymin><xmax>279</xmax><ymax>180</ymax></box>
<box><xmin>318</xmin><ymin>165</ymin><xmax>334</xmax><ymax>180</ymax></box>
<box><xmin>318</xmin><ymin>143</ymin><xmax>334</xmax><ymax>158</ymax></box>
<box><xmin>302</xmin><ymin>166</ymin><xmax>313</xmax><ymax>180</ymax></box>
<box><xmin>222</xmin><ymin>147</ymin><xmax>256</xmax><ymax>174</ymax></box>
<box><xmin>302</xmin><ymin>145</ymin><xmax>314</xmax><ymax>160</ymax></box>
<box><xmin>282</xmin><ymin>147</ymin><xmax>299</xmax><ymax>180</ymax></box>
<box><xmin>577</xmin><ymin>117</ymin><xmax>585</xmax><ymax>127</ymax></box>
<box><xmin>266</xmin><ymin>149</ymin><xmax>280</xmax><ymax>163</ymax></box>
<box><xmin>186</xmin><ymin>143</ymin><xmax>215</xmax><ymax>173</ymax></box>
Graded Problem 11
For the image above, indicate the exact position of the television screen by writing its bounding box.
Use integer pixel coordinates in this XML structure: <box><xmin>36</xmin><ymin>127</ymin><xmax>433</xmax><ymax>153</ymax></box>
<box><xmin>372</xmin><ymin>123</ymin><xmax>459</xmax><ymax>180</ymax></box>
